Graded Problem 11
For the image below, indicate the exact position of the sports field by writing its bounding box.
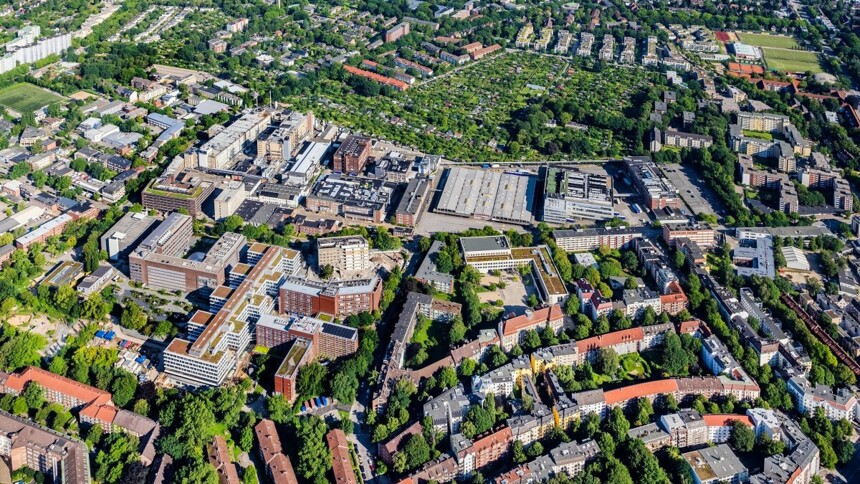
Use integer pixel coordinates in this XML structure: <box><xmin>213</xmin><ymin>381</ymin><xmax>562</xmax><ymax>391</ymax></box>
<box><xmin>735</xmin><ymin>32</ymin><xmax>799</xmax><ymax>49</ymax></box>
<box><xmin>0</xmin><ymin>83</ymin><xmax>64</xmax><ymax>114</ymax></box>
<box><xmin>761</xmin><ymin>47</ymin><xmax>822</xmax><ymax>73</ymax></box>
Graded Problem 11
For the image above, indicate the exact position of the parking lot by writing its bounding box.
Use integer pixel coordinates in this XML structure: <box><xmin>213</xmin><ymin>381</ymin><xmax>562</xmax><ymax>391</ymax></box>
<box><xmin>660</xmin><ymin>163</ymin><xmax>725</xmax><ymax>218</ymax></box>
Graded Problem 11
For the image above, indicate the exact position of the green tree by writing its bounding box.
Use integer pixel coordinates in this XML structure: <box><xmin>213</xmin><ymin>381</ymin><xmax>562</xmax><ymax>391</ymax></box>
<box><xmin>594</xmin><ymin>348</ymin><xmax>619</xmax><ymax>375</ymax></box>
<box><xmin>449</xmin><ymin>317</ymin><xmax>467</xmax><ymax>345</ymax></box>
<box><xmin>297</xmin><ymin>362</ymin><xmax>328</xmax><ymax>398</ymax></box>
<box><xmin>296</xmin><ymin>415</ymin><xmax>332</xmax><ymax>481</ymax></box>
<box><xmin>121</xmin><ymin>302</ymin><xmax>147</xmax><ymax>331</ymax></box>
<box><xmin>522</xmin><ymin>329</ymin><xmax>542</xmax><ymax>351</ymax></box>
<box><xmin>729</xmin><ymin>421</ymin><xmax>755</xmax><ymax>452</ymax></box>
<box><xmin>23</xmin><ymin>382</ymin><xmax>44</xmax><ymax>410</ymax></box>
<box><xmin>437</xmin><ymin>366</ymin><xmax>458</xmax><ymax>390</ymax></box>
<box><xmin>111</xmin><ymin>372</ymin><xmax>138</xmax><ymax>407</ymax></box>
<box><xmin>604</xmin><ymin>407</ymin><xmax>630</xmax><ymax>442</ymax></box>
<box><xmin>404</xmin><ymin>433</ymin><xmax>431</xmax><ymax>470</ymax></box>
<box><xmin>512</xmin><ymin>440</ymin><xmax>527</xmax><ymax>464</ymax></box>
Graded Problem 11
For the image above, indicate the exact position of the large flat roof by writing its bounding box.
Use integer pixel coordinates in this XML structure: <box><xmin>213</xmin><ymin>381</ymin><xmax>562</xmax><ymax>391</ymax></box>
<box><xmin>436</xmin><ymin>167</ymin><xmax>535</xmax><ymax>224</ymax></box>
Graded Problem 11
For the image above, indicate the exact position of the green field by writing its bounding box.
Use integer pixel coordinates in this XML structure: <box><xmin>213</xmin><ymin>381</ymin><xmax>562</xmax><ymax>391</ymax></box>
<box><xmin>762</xmin><ymin>47</ymin><xmax>822</xmax><ymax>73</ymax></box>
<box><xmin>735</xmin><ymin>32</ymin><xmax>799</xmax><ymax>49</ymax></box>
<box><xmin>0</xmin><ymin>83</ymin><xmax>64</xmax><ymax>114</ymax></box>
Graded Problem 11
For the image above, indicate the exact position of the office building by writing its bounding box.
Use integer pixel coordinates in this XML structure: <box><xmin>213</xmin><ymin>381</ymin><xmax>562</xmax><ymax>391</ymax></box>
<box><xmin>278</xmin><ymin>276</ymin><xmax>382</xmax><ymax>317</ymax></box>
<box><xmin>316</xmin><ymin>235</ymin><xmax>371</xmax><ymax>272</ymax></box>
<box><xmin>163</xmin><ymin>245</ymin><xmax>299</xmax><ymax>387</ymax></box>
<box><xmin>683</xmin><ymin>444</ymin><xmax>748</xmax><ymax>484</ymax></box>
<box><xmin>543</xmin><ymin>168</ymin><xmax>614</xmax><ymax>222</ymax></box>
<box><xmin>395</xmin><ymin>176</ymin><xmax>431</xmax><ymax>226</ymax></box>
<box><xmin>332</xmin><ymin>135</ymin><xmax>371</xmax><ymax>174</ymax></box>
<box><xmin>553</xmin><ymin>227</ymin><xmax>644</xmax><ymax>252</ymax></box>
<box><xmin>306</xmin><ymin>175</ymin><xmax>391</xmax><ymax>223</ymax></box>
<box><xmin>255</xmin><ymin>313</ymin><xmax>358</xmax><ymax>359</ymax></box>
<box><xmin>625</xmin><ymin>156</ymin><xmax>680</xmax><ymax>210</ymax></box>
<box><xmin>460</xmin><ymin>236</ymin><xmax>568</xmax><ymax>304</ymax></box>
<box><xmin>141</xmin><ymin>173</ymin><xmax>215</xmax><ymax>216</ymax></box>
<box><xmin>272</xmin><ymin>338</ymin><xmax>314</xmax><ymax>402</ymax></box>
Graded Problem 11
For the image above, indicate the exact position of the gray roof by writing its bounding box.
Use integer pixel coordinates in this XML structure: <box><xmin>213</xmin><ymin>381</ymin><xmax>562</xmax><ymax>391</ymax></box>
<box><xmin>415</xmin><ymin>240</ymin><xmax>454</xmax><ymax>286</ymax></box>
<box><xmin>460</xmin><ymin>235</ymin><xmax>510</xmax><ymax>254</ymax></box>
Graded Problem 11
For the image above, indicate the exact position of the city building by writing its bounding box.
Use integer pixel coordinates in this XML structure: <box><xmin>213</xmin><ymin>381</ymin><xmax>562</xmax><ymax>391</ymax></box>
<box><xmin>663</xmin><ymin>223</ymin><xmax>715</xmax><ymax>248</ymax></box>
<box><xmin>141</xmin><ymin>173</ymin><xmax>215</xmax><ymax>216</ymax></box>
<box><xmin>385</xmin><ymin>22</ymin><xmax>410</xmax><ymax>43</ymax></box>
<box><xmin>306</xmin><ymin>175</ymin><xmax>391</xmax><ymax>223</ymax></box>
<box><xmin>415</xmin><ymin>240</ymin><xmax>455</xmax><ymax>293</ymax></box>
<box><xmin>208</xmin><ymin>435</ymin><xmax>241</xmax><ymax>484</ymax></box>
<box><xmin>255</xmin><ymin>313</ymin><xmax>358</xmax><ymax>359</ymax></box>
<box><xmin>193</xmin><ymin>110</ymin><xmax>273</xmax><ymax>170</ymax></box>
<box><xmin>625</xmin><ymin>156</ymin><xmax>680</xmax><ymax>210</ymax></box>
<box><xmin>272</xmin><ymin>338</ymin><xmax>314</xmax><ymax>403</ymax></box>
<box><xmin>787</xmin><ymin>375</ymin><xmax>859</xmax><ymax>421</ymax></box>
<box><xmin>332</xmin><ymin>135</ymin><xmax>372</xmax><ymax>174</ymax></box>
<box><xmin>498</xmin><ymin>305</ymin><xmax>564</xmax><ymax>350</ymax></box>
<box><xmin>553</xmin><ymin>227</ymin><xmax>644</xmax><ymax>252</ymax></box>
<box><xmin>543</xmin><ymin>168</ymin><xmax>614</xmax><ymax>222</ymax></box>
<box><xmin>129</xmin><ymin>215</ymin><xmax>245</xmax><ymax>293</ymax></box>
<box><xmin>394</xmin><ymin>176</ymin><xmax>431</xmax><ymax>226</ymax></box>
<box><xmin>214</xmin><ymin>181</ymin><xmax>248</xmax><ymax>220</ymax></box>
<box><xmin>163</xmin><ymin>244</ymin><xmax>299</xmax><ymax>387</ymax></box>
<box><xmin>278</xmin><ymin>276</ymin><xmax>382</xmax><ymax>317</ymax></box>
<box><xmin>435</xmin><ymin>167</ymin><xmax>536</xmax><ymax>225</ymax></box>
<box><xmin>683</xmin><ymin>444</ymin><xmax>748</xmax><ymax>484</ymax></box>
<box><xmin>316</xmin><ymin>235</ymin><xmax>371</xmax><ymax>273</ymax></box>
<box><xmin>452</xmin><ymin>426</ymin><xmax>513</xmax><ymax>477</ymax></box>
<box><xmin>460</xmin><ymin>236</ymin><xmax>568</xmax><ymax>304</ymax></box>
<box><xmin>732</xmin><ymin>231</ymin><xmax>776</xmax><ymax>279</ymax></box>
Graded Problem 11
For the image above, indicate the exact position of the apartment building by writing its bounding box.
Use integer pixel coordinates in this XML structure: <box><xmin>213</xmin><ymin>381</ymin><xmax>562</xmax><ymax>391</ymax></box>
<box><xmin>787</xmin><ymin>375</ymin><xmax>859</xmax><ymax>421</ymax></box>
<box><xmin>0</xmin><ymin>411</ymin><xmax>90</xmax><ymax>484</ymax></box>
<box><xmin>273</xmin><ymin>338</ymin><xmax>314</xmax><ymax>403</ymax></box>
<box><xmin>254</xmin><ymin>419</ymin><xmax>299</xmax><ymax>484</ymax></box>
<box><xmin>316</xmin><ymin>235</ymin><xmax>371</xmax><ymax>272</ymax></box>
<box><xmin>452</xmin><ymin>426</ymin><xmax>513</xmax><ymax>477</ymax></box>
<box><xmin>598</xmin><ymin>34</ymin><xmax>615</xmax><ymax>61</ymax></box>
<box><xmin>327</xmin><ymin>429</ymin><xmax>358</xmax><ymax>484</ymax></box>
<box><xmin>163</xmin><ymin>245</ymin><xmax>298</xmax><ymax>387</ymax></box>
<box><xmin>15</xmin><ymin>214</ymin><xmax>73</xmax><ymax>250</ymax></box>
<box><xmin>385</xmin><ymin>22</ymin><xmax>410</xmax><ymax>43</ymax></box>
<box><xmin>415</xmin><ymin>240</ymin><xmax>455</xmax><ymax>293</ymax></box>
<box><xmin>278</xmin><ymin>276</ymin><xmax>382</xmax><ymax>317</ymax></box>
<box><xmin>333</xmin><ymin>135</ymin><xmax>372</xmax><ymax>174</ymax></box>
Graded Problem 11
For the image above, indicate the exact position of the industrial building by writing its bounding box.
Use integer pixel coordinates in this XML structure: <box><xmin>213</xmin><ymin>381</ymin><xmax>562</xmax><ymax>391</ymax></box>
<box><xmin>332</xmin><ymin>135</ymin><xmax>372</xmax><ymax>174</ymax></box>
<box><xmin>435</xmin><ymin>167</ymin><xmax>536</xmax><ymax>225</ymax></box>
<box><xmin>194</xmin><ymin>110</ymin><xmax>273</xmax><ymax>170</ymax></box>
<box><xmin>306</xmin><ymin>174</ymin><xmax>391</xmax><ymax>223</ymax></box>
<box><xmin>394</xmin><ymin>176</ymin><xmax>431</xmax><ymax>226</ymax></box>
<box><xmin>624</xmin><ymin>157</ymin><xmax>680</xmax><ymax>210</ymax></box>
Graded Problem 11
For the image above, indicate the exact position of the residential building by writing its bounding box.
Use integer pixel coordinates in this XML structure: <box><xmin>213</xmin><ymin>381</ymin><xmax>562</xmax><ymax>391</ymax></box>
<box><xmin>254</xmin><ymin>419</ymin><xmax>299</xmax><ymax>484</ymax></box>
<box><xmin>415</xmin><ymin>240</ymin><xmax>455</xmax><ymax>293</ymax></box>
<box><xmin>327</xmin><ymin>429</ymin><xmax>357</xmax><ymax>484</ymax></box>
<box><xmin>663</xmin><ymin>223</ymin><xmax>715</xmax><ymax>248</ymax></box>
<box><xmin>683</xmin><ymin>444</ymin><xmax>748</xmax><ymax>484</ymax></box>
<box><xmin>385</xmin><ymin>22</ymin><xmax>410</xmax><ymax>43</ymax></box>
<box><xmin>498</xmin><ymin>305</ymin><xmax>564</xmax><ymax>350</ymax></box>
<box><xmin>255</xmin><ymin>313</ymin><xmax>358</xmax><ymax>359</ymax></box>
<box><xmin>787</xmin><ymin>375</ymin><xmax>859</xmax><ymax>421</ymax></box>
<box><xmin>0</xmin><ymin>411</ymin><xmax>90</xmax><ymax>484</ymax></box>
<box><xmin>208</xmin><ymin>435</ymin><xmax>241</xmax><ymax>484</ymax></box>
<box><xmin>553</xmin><ymin>227</ymin><xmax>644</xmax><ymax>252</ymax></box>
<box><xmin>451</xmin><ymin>426</ymin><xmax>513</xmax><ymax>477</ymax></box>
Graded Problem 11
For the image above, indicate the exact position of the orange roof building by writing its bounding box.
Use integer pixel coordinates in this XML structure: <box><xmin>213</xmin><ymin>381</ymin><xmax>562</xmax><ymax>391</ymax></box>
<box><xmin>498</xmin><ymin>305</ymin><xmax>563</xmax><ymax>350</ymax></box>
<box><xmin>208</xmin><ymin>435</ymin><xmax>241</xmax><ymax>484</ymax></box>
<box><xmin>327</xmin><ymin>428</ymin><xmax>358</xmax><ymax>484</ymax></box>
<box><xmin>255</xmin><ymin>419</ymin><xmax>298</xmax><ymax>484</ymax></box>
<box><xmin>343</xmin><ymin>65</ymin><xmax>409</xmax><ymax>91</ymax></box>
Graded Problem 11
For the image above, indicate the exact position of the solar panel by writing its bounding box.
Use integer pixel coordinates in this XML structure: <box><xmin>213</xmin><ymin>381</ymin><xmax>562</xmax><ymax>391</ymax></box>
<box><xmin>321</xmin><ymin>323</ymin><xmax>357</xmax><ymax>339</ymax></box>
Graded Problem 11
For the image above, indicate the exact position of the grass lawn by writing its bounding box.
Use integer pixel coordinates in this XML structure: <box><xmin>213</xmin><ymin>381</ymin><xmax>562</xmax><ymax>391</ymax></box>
<box><xmin>743</xmin><ymin>130</ymin><xmax>773</xmax><ymax>141</ymax></box>
<box><xmin>762</xmin><ymin>47</ymin><xmax>822</xmax><ymax>73</ymax></box>
<box><xmin>735</xmin><ymin>32</ymin><xmax>799</xmax><ymax>49</ymax></box>
<box><xmin>0</xmin><ymin>83</ymin><xmax>64</xmax><ymax>114</ymax></box>
<box><xmin>620</xmin><ymin>353</ymin><xmax>650</xmax><ymax>378</ymax></box>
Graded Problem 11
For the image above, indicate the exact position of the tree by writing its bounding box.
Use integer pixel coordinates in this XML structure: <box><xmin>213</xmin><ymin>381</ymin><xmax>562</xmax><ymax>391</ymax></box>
<box><xmin>296</xmin><ymin>415</ymin><xmax>331</xmax><ymax>481</ymax></box>
<box><xmin>729</xmin><ymin>421</ymin><xmax>755</xmax><ymax>452</ymax></box>
<box><xmin>111</xmin><ymin>372</ymin><xmax>138</xmax><ymax>407</ymax></box>
<box><xmin>121</xmin><ymin>302</ymin><xmax>147</xmax><ymax>331</ymax></box>
<box><xmin>522</xmin><ymin>329</ymin><xmax>542</xmax><ymax>351</ymax></box>
<box><xmin>511</xmin><ymin>440</ymin><xmax>528</xmax><ymax>464</ymax></box>
<box><xmin>319</xmin><ymin>264</ymin><xmax>334</xmax><ymax>279</ymax></box>
<box><xmin>404</xmin><ymin>433</ymin><xmax>431</xmax><ymax>470</ymax></box>
<box><xmin>594</xmin><ymin>348</ymin><xmax>619</xmax><ymax>375</ymax></box>
<box><xmin>331</xmin><ymin>371</ymin><xmax>359</xmax><ymax>404</ymax></box>
<box><xmin>297</xmin><ymin>362</ymin><xmax>328</xmax><ymax>398</ymax></box>
<box><xmin>239</xmin><ymin>425</ymin><xmax>254</xmax><ymax>453</ymax></box>
<box><xmin>82</xmin><ymin>242</ymin><xmax>102</xmax><ymax>272</ymax></box>
<box><xmin>604</xmin><ymin>407</ymin><xmax>630</xmax><ymax>442</ymax></box>
<box><xmin>526</xmin><ymin>441</ymin><xmax>544</xmax><ymax>458</ymax></box>
<box><xmin>437</xmin><ymin>366</ymin><xmax>458</xmax><ymax>390</ymax></box>
<box><xmin>460</xmin><ymin>358</ymin><xmax>477</xmax><ymax>377</ymax></box>
<box><xmin>659</xmin><ymin>332</ymin><xmax>690</xmax><ymax>376</ymax></box>
<box><xmin>435</xmin><ymin>251</ymin><xmax>454</xmax><ymax>273</ymax></box>
<box><xmin>564</xmin><ymin>295</ymin><xmax>580</xmax><ymax>316</ymax></box>
<box><xmin>174</xmin><ymin>459</ymin><xmax>218</xmax><ymax>484</ymax></box>
<box><xmin>449</xmin><ymin>317</ymin><xmax>467</xmax><ymax>345</ymax></box>
<box><xmin>23</xmin><ymin>382</ymin><xmax>44</xmax><ymax>410</ymax></box>
<box><xmin>634</xmin><ymin>397</ymin><xmax>653</xmax><ymax>426</ymax></box>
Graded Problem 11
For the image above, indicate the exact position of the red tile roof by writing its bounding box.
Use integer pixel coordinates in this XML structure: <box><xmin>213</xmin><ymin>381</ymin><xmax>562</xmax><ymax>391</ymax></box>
<box><xmin>702</xmin><ymin>414</ymin><xmax>753</xmax><ymax>428</ymax></box>
<box><xmin>576</xmin><ymin>327</ymin><xmax>645</xmax><ymax>354</ymax></box>
<box><xmin>500</xmin><ymin>305</ymin><xmax>563</xmax><ymax>337</ymax></box>
<box><xmin>604</xmin><ymin>379</ymin><xmax>679</xmax><ymax>405</ymax></box>
<box><xmin>3</xmin><ymin>366</ymin><xmax>112</xmax><ymax>408</ymax></box>
<box><xmin>208</xmin><ymin>435</ymin><xmax>241</xmax><ymax>484</ymax></box>
<box><xmin>327</xmin><ymin>429</ymin><xmax>357</xmax><ymax>484</ymax></box>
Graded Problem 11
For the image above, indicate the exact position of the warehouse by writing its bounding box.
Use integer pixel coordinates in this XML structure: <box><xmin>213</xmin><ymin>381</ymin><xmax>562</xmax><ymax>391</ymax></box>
<box><xmin>435</xmin><ymin>167</ymin><xmax>535</xmax><ymax>225</ymax></box>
